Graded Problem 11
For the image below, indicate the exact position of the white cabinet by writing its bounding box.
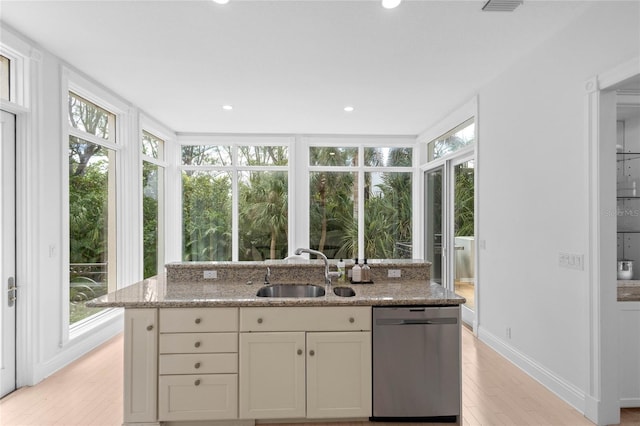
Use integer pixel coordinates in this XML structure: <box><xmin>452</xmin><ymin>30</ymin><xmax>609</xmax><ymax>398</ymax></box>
<box><xmin>123</xmin><ymin>308</ymin><xmax>158</xmax><ymax>424</ymax></box>
<box><xmin>618</xmin><ymin>302</ymin><xmax>640</xmax><ymax>407</ymax></box>
<box><xmin>158</xmin><ymin>307</ymin><xmax>238</xmax><ymax>421</ymax></box>
<box><xmin>239</xmin><ymin>332</ymin><xmax>306</xmax><ymax>419</ymax></box>
<box><xmin>239</xmin><ymin>307</ymin><xmax>372</xmax><ymax>420</ymax></box>
<box><xmin>306</xmin><ymin>331</ymin><xmax>371</xmax><ymax>418</ymax></box>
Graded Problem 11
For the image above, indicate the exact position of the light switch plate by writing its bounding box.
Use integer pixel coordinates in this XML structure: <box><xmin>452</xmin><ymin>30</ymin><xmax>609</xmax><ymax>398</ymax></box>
<box><xmin>559</xmin><ymin>252</ymin><xmax>584</xmax><ymax>271</ymax></box>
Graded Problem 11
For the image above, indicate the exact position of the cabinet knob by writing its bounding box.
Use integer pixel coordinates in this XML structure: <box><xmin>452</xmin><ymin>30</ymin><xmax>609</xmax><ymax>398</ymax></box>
<box><xmin>297</xmin><ymin>349</ymin><xmax>303</xmax><ymax>355</ymax></box>
<box><xmin>194</xmin><ymin>379</ymin><xmax>201</xmax><ymax>386</ymax></box>
<box><xmin>257</xmin><ymin>318</ymin><xmax>263</xmax><ymax>324</ymax></box>
<box><xmin>194</xmin><ymin>341</ymin><xmax>201</xmax><ymax>348</ymax></box>
<box><xmin>194</xmin><ymin>318</ymin><xmax>202</xmax><ymax>324</ymax></box>
<box><xmin>349</xmin><ymin>317</ymin><xmax>355</xmax><ymax>323</ymax></box>
<box><xmin>194</xmin><ymin>362</ymin><xmax>201</xmax><ymax>369</ymax></box>
<box><xmin>309</xmin><ymin>350</ymin><xmax>315</xmax><ymax>356</ymax></box>
<box><xmin>146</xmin><ymin>324</ymin><xmax>153</xmax><ymax>331</ymax></box>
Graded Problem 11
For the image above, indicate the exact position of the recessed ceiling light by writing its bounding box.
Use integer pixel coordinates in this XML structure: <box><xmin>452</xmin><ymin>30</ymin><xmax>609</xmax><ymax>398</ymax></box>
<box><xmin>382</xmin><ymin>0</ymin><xmax>402</xmax><ymax>9</ymax></box>
<box><xmin>222</xmin><ymin>105</ymin><xmax>233</xmax><ymax>111</ymax></box>
<box><xmin>212</xmin><ymin>0</ymin><xmax>230</xmax><ymax>4</ymax></box>
<box><xmin>344</xmin><ymin>106</ymin><xmax>355</xmax><ymax>112</ymax></box>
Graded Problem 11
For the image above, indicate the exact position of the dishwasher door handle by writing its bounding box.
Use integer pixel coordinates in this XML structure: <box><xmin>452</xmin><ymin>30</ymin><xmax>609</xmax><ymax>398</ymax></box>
<box><xmin>376</xmin><ymin>317</ymin><xmax>458</xmax><ymax>325</ymax></box>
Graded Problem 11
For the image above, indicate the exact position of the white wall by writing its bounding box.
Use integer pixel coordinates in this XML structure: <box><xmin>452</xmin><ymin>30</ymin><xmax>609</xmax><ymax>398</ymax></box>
<box><xmin>475</xmin><ymin>0</ymin><xmax>639</xmax><ymax>419</ymax></box>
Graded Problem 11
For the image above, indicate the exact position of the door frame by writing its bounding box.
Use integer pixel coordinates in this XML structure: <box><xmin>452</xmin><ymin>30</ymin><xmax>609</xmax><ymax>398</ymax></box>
<box><xmin>0</xmin><ymin>110</ymin><xmax>16</xmax><ymax>397</ymax></box>
<box><xmin>423</xmin><ymin>146</ymin><xmax>477</xmax><ymax>331</ymax></box>
<box><xmin>584</xmin><ymin>57</ymin><xmax>639</xmax><ymax>425</ymax></box>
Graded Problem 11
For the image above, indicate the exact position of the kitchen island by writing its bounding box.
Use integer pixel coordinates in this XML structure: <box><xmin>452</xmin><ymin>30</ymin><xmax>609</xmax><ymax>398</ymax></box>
<box><xmin>89</xmin><ymin>261</ymin><xmax>465</xmax><ymax>426</ymax></box>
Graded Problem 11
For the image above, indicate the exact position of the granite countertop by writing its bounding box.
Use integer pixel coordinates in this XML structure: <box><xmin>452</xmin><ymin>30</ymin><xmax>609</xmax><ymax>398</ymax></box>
<box><xmin>618</xmin><ymin>280</ymin><xmax>640</xmax><ymax>302</ymax></box>
<box><xmin>87</xmin><ymin>274</ymin><xmax>466</xmax><ymax>308</ymax></box>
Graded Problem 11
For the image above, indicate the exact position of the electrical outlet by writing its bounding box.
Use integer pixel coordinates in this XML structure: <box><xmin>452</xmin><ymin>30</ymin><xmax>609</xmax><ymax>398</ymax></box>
<box><xmin>388</xmin><ymin>269</ymin><xmax>401</xmax><ymax>278</ymax></box>
<box><xmin>559</xmin><ymin>252</ymin><xmax>584</xmax><ymax>271</ymax></box>
<box><xmin>506</xmin><ymin>327</ymin><xmax>512</xmax><ymax>340</ymax></box>
<box><xmin>203</xmin><ymin>270</ymin><xmax>217</xmax><ymax>279</ymax></box>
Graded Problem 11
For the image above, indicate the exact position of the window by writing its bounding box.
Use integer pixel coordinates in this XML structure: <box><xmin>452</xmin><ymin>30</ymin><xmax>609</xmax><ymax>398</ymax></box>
<box><xmin>142</xmin><ymin>130</ymin><xmax>165</xmax><ymax>279</ymax></box>
<box><xmin>309</xmin><ymin>145</ymin><xmax>413</xmax><ymax>260</ymax></box>
<box><xmin>181</xmin><ymin>143</ymin><xmax>289</xmax><ymax>261</ymax></box>
<box><xmin>0</xmin><ymin>55</ymin><xmax>9</xmax><ymax>101</ymax></box>
<box><xmin>427</xmin><ymin>118</ymin><xmax>475</xmax><ymax>161</ymax></box>
<box><xmin>68</xmin><ymin>92</ymin><xmax>117</xmax><ymax>324</ymax></box>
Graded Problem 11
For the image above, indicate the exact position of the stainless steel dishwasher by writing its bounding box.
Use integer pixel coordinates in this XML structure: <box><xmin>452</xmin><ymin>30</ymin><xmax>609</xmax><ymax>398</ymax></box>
<box><xmin>371</xmin><ymin>306</ymin><xmax>461</xmax><ymax>422</ymax></box>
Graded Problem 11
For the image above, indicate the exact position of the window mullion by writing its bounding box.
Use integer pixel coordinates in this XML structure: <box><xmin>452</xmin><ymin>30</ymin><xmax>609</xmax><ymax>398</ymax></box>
<box><xmin>68</xmin><ymin>127</ymin><xmax>120</xmax><ymax>151</ymax></box>
<box><xmin>231</xmin><ymin>146</ymin><xmax>239</xmax><ymax>262</ymax></box>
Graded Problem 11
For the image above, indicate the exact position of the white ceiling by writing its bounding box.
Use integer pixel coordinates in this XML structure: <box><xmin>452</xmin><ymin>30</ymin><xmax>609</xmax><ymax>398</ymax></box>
<box><xmin>0</xmin><ymin>0</ymin><xmax>592</xmax><ymax>135</ymax></box>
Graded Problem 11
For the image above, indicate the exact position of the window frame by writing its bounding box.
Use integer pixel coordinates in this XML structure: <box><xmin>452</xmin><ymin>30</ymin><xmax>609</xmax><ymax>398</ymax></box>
<box><xmin>300</xmin><ymin>135</ymin><xmax>416</xmax><ymax>261</ymax></box>
<box><xmin>178</xmin><ymin>134</ymin><xmax>293</xmax><ymax>262</ymax></box>
<box><xmin>62</xmin><ymin>68</ymin><xmax>131</xmax><ymax>342</ymax></box>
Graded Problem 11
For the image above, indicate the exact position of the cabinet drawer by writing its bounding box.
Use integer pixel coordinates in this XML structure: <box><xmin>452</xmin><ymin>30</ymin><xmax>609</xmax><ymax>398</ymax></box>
<box><xmin>159</xmin><ymin>374</ymin><xmax>238</xmax><ymax>421</ymax></box>
<box><xmin>159</xmin><ymin>353</ymin><xmax>237</xmax><ymax>375</ymax></box>
<box><xmin>160</xmin><ymin>333</ymin><xmax>237</xmax><ymax>354</ymax></box>
<box><xmin>240</xmin><ymin>306</ymin><xmax>371</xmax><ymax>332</ymax></box>
<box><xmin>160</xmin><ymin>308</ymin><xmax>238</xmax><ymax>333</ymax></box>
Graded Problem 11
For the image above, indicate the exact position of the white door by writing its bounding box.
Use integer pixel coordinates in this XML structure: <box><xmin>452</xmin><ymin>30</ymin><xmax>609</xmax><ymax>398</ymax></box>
<box><xmin>0</xmin><ymin>110</ymin><xmax>16</xmax><ymax>398</ymax></box>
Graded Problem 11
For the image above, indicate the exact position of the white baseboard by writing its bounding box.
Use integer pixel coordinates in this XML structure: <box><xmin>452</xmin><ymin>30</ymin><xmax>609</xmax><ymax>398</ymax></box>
<box><xmin>477</xmin><ymin>326</ymin><xmax>586</xmax><ymax>414</ymax></box>
<box><xmin>621</xmin><ymin>398</ymin><xmax>640</xmax><ymax>408</ymax></box>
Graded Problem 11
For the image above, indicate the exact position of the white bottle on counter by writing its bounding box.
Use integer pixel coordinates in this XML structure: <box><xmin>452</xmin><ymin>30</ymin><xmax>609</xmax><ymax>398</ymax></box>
<box><xmin>351</xmin><ymin>258</ymin><xmax>362</xmax><ymax>283</ymax></box>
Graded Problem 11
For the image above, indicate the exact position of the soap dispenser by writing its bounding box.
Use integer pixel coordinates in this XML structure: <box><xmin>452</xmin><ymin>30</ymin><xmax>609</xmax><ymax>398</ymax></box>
<box><xmin>362</xmin><ymin>258</ymin><xmax>371</xmax><ymax>283</ymax></box>
<box><xmin>351</xmin><ymin>258</ymin><xmax>362</xmax><ymax>283</ymax></box>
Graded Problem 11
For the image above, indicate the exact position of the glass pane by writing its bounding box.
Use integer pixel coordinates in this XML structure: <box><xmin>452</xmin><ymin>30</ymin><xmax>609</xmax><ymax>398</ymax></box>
<box><xmin>454</xmin><ymin>160</ymin><xmax>475</xmax><ymax>310</ymax></box>
<box><xmin>182</xmin><ymin>145</ymin><xmax>232</xmax><ymax>166</ymax></box>
<box><xmin>142</xmin><ymin>130</ymin><xmax>164</xmax><ymax>160</ymax></box>
<box><xmin>364</xmin><ymin>172</ymin><xmax>412</xmax><ymax>259</ymax></box>
<box><xmin>68</xmin><ymin>92</ymin><xmax>116</xmax><ymax>142</ymax></box>
<box><xmin>143</xmin><ymin>162</ymin><xmax>163</xmax><ymax>278</ymax></box>
<box><xmin>428</xmin><ymin>119</ymin><xmax>475</xmax><ymax>161</ymax></box>
<box><xmin>182</xmin><ymin>170</ymin><xmax>232</xmax><ymax>261</ymax></box>
<box><xmin>364</xmin><ymin>147</ymin><xmax>412</xmax><ymax>167</ymax></box>
<box><xmin>238</xmin><ymin>171</ymin><xmax>288</xmax><ymax>261</ymax></box>
<box><xmin>69</xmin><ymin>136</ymin><xmax>113</xmax><ymax>323</ymax></box>
<box><xmin>237</xmin><ymin>146</ymin><xmax>288</xmax><ymax>166</ymax></box>
<box><xmin>0</xmin><ymin>55</ymin><xmax>9</xmax><ymax>101</ymax></box>
<box><xmin>309</xmin><ymin>147</ymin><xmax>358</xmax><ymax>167</ymax></box>
<box><xmin>425</xmin><ymin>168</ymin><xmax>443</xmax><ymax>285</ymax></box>
<box><xmin>309</xmin><ymin>171</ymin><xmax>357</xmax><ymax>260</ymax></box>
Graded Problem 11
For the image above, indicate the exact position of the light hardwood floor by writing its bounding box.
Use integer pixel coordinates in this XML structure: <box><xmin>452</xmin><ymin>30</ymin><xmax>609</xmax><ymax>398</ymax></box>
<box><xmin>1</xmin><ymin>327</ymin><xmax>638</xmax><ymax>426</ymax></box>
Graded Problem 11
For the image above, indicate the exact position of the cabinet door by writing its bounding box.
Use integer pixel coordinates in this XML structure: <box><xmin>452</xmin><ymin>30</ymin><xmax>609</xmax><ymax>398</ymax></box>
<box><xmin>618</xmin><ymin>302</ymin><xmax>640</xmax><ymax>407</ymax></box>
<box><xmin>239</xmin><ymin>332</ymin><xmax>305</xmax><ymax>419</ymax></box>
<box><xmin>123</xmin><ymin>309</ymin><xmax>158</xmax><ymax>424</ymax></box>
<box><xmin>158</xmin><ymin>374</ymin><xmax>238</xmax><ymax>421</ymax></box>
<box><xmin>306</xmin><ymin>331</ymin><xmax>371</xmax><ymax>418</ymax></box>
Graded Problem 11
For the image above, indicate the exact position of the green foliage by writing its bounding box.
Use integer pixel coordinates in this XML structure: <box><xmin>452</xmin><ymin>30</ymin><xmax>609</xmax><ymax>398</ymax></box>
<box><xmin>455</xmin><ymin>166</ymin><xmax>474</xmax><ymax>237</ymax></box>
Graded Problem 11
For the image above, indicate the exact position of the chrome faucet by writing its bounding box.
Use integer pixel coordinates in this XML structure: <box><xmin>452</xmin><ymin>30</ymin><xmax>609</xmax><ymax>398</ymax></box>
<box><xmin>294</xmin><ymin>248</ymin><xmax>340</xmax><ymax>285</ymax></box>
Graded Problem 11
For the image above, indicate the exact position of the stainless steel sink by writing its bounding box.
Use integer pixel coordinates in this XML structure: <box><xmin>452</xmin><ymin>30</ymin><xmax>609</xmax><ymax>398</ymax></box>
<box><xmin>333</xmin><ymin>287</ymin><xmax>356</xmax><ymax>297</ymax></box>
<box><xmin>256</xmin><ymin>284</ymin><xmax>326</xmax><ymax>298</ymax></box>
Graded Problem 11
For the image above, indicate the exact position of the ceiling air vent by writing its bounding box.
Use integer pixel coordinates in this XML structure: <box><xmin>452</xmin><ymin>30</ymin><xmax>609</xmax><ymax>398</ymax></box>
<box><xmin>482</xmin><ymin>0</ymin><xmax>523</xmax><ymax>12</ymax></box>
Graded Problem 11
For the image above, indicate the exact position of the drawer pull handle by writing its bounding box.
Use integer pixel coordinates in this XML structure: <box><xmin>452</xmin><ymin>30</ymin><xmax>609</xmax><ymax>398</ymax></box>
<box><xmin>195</xmin><ymin>318</ymin><xmax>202</xmax><ymax>324</ymax></box>
<box><xmin>297</xmin><ymin>349</ymin><xmax>303</xmax><ymax>355</ymax></box>
<box><xmin>195</xmin><ymin>362</ymin><xmax>201</xmax><ymax>369</ymax></box>
<box><xmin>194</xmin><ymin>379</ymin><xmax>201</xmax><ymax>386</ymax></box>
<box><xmin>257</xmin><ymin>318</ymin><xmax>263</xmax><ymax>324</ymax></box>
<box><xmin>309</xmin><ymin>350</ymin><xmax>315</xmax><ymax>356</ymax></box>
<box><xmin>194</xmin><ymin>341</ymin><xmax>201</xmax><ymax>348</ymax></box>
<box><xmin>146</xmin><ymin>325</ymin><xmax>153</xmax><ymax>331</ymax></box>
<box><xmin>349</xmin><ymin>317</ymin><xmax>355</xmax><ymax>323</ymax></box>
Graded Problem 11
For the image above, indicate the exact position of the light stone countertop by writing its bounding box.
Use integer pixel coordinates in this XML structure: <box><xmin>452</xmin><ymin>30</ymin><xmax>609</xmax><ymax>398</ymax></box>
<box><xmin>87</xmin><ymin>274</ymin><xmax>466</xmax><ymax>308</ymax></box>
<box><xmin>617</xmin><ymin>280</ymin><xmax>640</xmax><ymax>302</ymax></box>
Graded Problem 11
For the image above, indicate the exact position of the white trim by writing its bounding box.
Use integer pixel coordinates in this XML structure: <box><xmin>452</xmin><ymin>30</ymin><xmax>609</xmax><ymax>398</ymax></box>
<box><xmin>478</xmin><ymin>325</ymin><xmax>588</xmax><ymax>414</ymax></box>
<box><xmin>584</xmin><ymin>58</ymin><xmax>640</xmax><ymax>425</ymax></box>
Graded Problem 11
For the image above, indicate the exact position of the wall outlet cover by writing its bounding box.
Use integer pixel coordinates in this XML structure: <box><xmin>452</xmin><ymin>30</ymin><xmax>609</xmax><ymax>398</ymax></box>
<box><xmin>388</xmin><ymin>269</ymin><xmax>401</xmax><ymax>278</ymax></box>
<box><xmin>203</xmin><ymin>270</ymin><xmax>218</xmax><ymax>279</ymax></box>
